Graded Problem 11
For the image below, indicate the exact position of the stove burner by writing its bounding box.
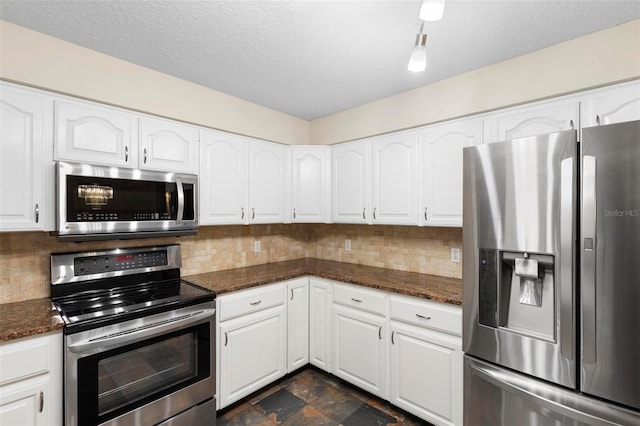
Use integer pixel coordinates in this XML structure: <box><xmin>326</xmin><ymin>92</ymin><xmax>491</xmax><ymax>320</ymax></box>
<box><xmin>81</xmin><ymin>299</ymin><xmax>135</xmax><ymax>315</ymax></box>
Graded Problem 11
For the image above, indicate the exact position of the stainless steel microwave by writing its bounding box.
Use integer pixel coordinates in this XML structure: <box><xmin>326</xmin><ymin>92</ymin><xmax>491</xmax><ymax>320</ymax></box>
<box><xmin>56</xmin><ymin>162</ymin><xmax>198</xmax><ymax>241</ymax></box>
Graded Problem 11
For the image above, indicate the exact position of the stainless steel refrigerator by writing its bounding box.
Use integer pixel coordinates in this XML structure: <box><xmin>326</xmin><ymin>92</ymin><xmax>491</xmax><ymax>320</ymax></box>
<box><xmin>462</xmin><ymin>120</ymin><xmax>640</xmax><ymax>425</ymax></box>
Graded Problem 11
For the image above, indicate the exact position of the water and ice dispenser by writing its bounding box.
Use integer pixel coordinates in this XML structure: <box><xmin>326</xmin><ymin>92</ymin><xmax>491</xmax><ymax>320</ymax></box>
<box><xmin>478</xmin><ymin>249</ymin><xmax>555</xmax><ymax>341</ymax></box>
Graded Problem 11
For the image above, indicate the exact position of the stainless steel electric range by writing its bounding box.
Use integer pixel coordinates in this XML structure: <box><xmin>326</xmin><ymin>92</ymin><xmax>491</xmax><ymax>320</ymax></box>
<box><xmin>50</xmin><ymin>244</ymin><xmax>216</xmax><ymax>426</ymax></box>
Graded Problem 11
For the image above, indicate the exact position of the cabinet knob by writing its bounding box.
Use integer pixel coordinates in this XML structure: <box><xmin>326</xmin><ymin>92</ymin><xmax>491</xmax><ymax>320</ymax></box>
<box><xmin>569</xmin><ymin>119</ymin><xmax>574</xmax><ymax>130</ymax></box>
<box><xmin>378</xmin><ymin>326</ymin><xmax>382</xmax><ymax>340</ymax></box>
<box><xmin>416</xmin><ymin>313</ymin><xmax>432</xmax><ymax>320</ymax></box>
<box><xmin>391</xmin><ymin>331</ymin><xmax>395</xmax><ymax>345</ymax></box>
<box><xmin>362</xmin><ymin>208</ymin><xmax>366</xmax><ymax>220</ymax></box>
<box><xmin>351</xmin><ymin>297</ymin><xmax>363</xmax><ymax>303</ymax></box>
<box><xmin>252</xmin><ymin>207</ymin><xmax>255</xmax><ymax>219</ymax></box>
<box><xmin>293</xmin><ymin>208</ymin><xmax>296</xmax><ymax>219</ymax></box>
<box><xmin>39</xmin><ymin>391</ymin><xmax>44</xmax><ymax>413</ymax></box>
<box><xmin>250</xmin><ymin>300</ymin><xmax>262</xmax><ymax>306</ymax></box>
<box><xmin>596</xmin><ymin>115</ymin><xmax>601</xmax><ymax>126</ymax></box>
<box><xmin>424</xmin><ymin>206</ymin><xmax>428</xmax><ymax>221</ymax></box>
<box><xmin>291</xmin><ymin>289</ymin><xmax>294</xmax><ymax>300</ymax></box>
<box><xmin>224</xmin><ymin>332</ymin><xmax>228</xmax><ymax>346</ymax></box>
<box><xmin>373</xmin><ymin>207</ymin><xmax>377</xmax><ymax>220</ymax></box>
<box><xmin>143</xmin><ymin>148</ymin><xmax>147</xmax><ymax>164</ymax></box>
<box><xmin>35</xmin><ymin>204</ymin><xmax>39</xmax><ymax>223</ymax></box>
<box><xmin>241</xmin><ymin>207</ymin><xmax>245</xmax><ymax>219</ymax></box>
<box><xmin>125</xmin><ymin>146</ymin><xmax>129</xmax><ymax>162</ymax></box>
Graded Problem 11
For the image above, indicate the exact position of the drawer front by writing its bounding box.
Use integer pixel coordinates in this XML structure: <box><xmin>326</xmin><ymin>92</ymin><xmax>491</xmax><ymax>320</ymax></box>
<box><xmin>0</xmin><ymin>334</ymin><xmax>52</xmax><ymax>385</ymax></box>
<box><xmin>390</xmin><ymin>295</ymin><xmax>461</xmax><ymax>336</ymax></box>
<box><xmin>333</xmin><ymin>283</ymin><xmax>386</xmax><ymax>316</ymax></box>
<box><xmin>219</xmin><ymin>283</ymin><xmax>285</xmax><ymax>321</ymax></box>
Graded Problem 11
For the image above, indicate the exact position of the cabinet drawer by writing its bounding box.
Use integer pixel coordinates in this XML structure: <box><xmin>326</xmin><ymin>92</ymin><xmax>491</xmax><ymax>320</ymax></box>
<box><xmin>390</xmin><ymin>295</ymin><xmax>461</xmax><ymax>336</ymax></box>
<box><xmin>333</xmin><ymin>284</ymin><xmax>386</xmax><ymax>316</ymax></box>
<box><xmin>0</xmin><ymin>334</ymin><xmax>53</xmax><ymax>385</ymax></box>
<box><xmin>218</xmin><ymin>283</ymin><xmax>285</xmax><ymax>321</ymax></box>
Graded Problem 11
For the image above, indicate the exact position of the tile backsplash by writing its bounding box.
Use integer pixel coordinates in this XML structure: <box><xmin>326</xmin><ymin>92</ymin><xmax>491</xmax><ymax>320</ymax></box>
<box><xmin>0</xmin><ymin>224</ymin><xmax>462</xmax><ymax>303</ymax></box>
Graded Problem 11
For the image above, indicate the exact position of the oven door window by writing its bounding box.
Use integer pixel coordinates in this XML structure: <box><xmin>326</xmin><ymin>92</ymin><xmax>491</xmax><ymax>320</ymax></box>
<box><xmin>77</xmin><ymin>324</ymin><xmax>210</xmax><ymax>425</ymax></box>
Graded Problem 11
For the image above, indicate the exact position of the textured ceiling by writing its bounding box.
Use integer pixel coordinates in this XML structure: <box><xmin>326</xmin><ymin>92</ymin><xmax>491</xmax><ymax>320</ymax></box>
<box><xmin>1</xmin><ymin>1</ymin><xmax>639</xmax><ymax>120</ymax></box>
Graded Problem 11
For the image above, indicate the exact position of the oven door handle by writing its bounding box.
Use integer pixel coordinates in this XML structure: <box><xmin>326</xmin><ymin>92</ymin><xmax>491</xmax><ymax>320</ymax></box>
<box><xmin>67</xmin><ymin>308</ymin><xmax>215</xmax><ymax>353</ymax></box>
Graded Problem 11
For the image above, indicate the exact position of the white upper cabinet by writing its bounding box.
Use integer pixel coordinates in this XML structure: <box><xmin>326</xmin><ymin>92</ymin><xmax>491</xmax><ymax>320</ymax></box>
<box><xmin>54</xmin><ymin>98</ymin><xmax>137</xmax><ymax>167</ymax></box>
<box><xmin>0</xmin><ymin>84</ymin><xmax>54</xmax><ymax>231</ymax></box>
<box><xmin>420</xmin><ymin>118</ymin><xmax>483</xmax><ymax>227</ymax></box>
<box><xmin>579</xmin><ymin>80</ymin><xmax>640</xmax><ymax>127</ymax></box>
<box><xmin>331</xmin><ymin>140</ymin><xmax>372</xmax><ymax>224</ymax></box>
<box><xmin>249</xmin><ymin>139</ymin><xmax>288</xmax><ymax>224</ymax></box>
<box><xmin>138</xmin><ymin>117</ymin><xmax>199</xmax><ymax>173</ymax></box>
<box><xmin>372</xmin><ymin>131</ymin><xmax>419</xmax><ymax>225</ymax></box>
<box><xmin>484</xmin><ymin>97</ymin><xmax>579</xmax><ymax>144</ymax></box>
<box><xmin>290</xmin><ymin>146</ymin><xmax>330</xmax><ymax>223</ymax></box>
<box><xmin>199</xmin><ymin>129</ymin><xmax>249</xmax><ymax>225</ymax></box>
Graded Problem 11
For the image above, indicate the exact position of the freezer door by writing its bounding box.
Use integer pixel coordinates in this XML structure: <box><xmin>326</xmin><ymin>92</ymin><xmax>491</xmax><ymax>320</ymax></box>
<box><xmin>464</xmin><ymin>356</ymin><xmax>640</xmax><ymax>426</ymax></box>
<box><xmin>581</xmin><ymin>120</ymin><xmax>640</xmax><ymax>410</ymax></box>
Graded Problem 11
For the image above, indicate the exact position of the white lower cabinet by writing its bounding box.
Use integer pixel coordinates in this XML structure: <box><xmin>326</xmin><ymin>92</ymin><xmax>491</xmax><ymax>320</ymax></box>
<box><xmin>217</xmin><ymin>283</ymin><xmax>287</xmax><ymax>409</ymax></box>
<box><xmin>332</xmin><ymin>284</ymin><xmax>387</xmax><ymax>399</ymax></box>
<box><xmin>0</xmin><ymin>332</ymin><xmax>63</xmax><ymax>426</ymax></box>
<box><xmin>287</xmin><ymin>278</ymin><xmax>309</xmax><ymax>373</ymax></box>
<box><xmin>309</xmin><ymin>278</ymin><xmax>333</xmax><ymax>372</ymax></box>
<box><xmin>389</xmin><ymin>295</ymin><xmax>463</xmax><ymax>426</ymax></box>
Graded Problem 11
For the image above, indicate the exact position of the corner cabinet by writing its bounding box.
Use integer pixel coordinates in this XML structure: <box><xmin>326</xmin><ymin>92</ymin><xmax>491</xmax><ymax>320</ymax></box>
<box><xmin>0</xmin><ymin>83</ymin><xmax>54</xmax><ymax>232</ymax></box>
<box><xmin>286</xmin><ymin>278</ymin><xmax>309</xmax><ymax>372</ymax></box>
<box><xmin>388</xmin><ymin>295</ymin><xmax>463</xmax><ymax>426</ymax></box>
<box><xmin>217</xmin><ymin>283</ymin><xmax>287</xmax><ymax>409</ymax></box>
<box><xmin>419</xmin><ymin>118</ymin><xmax>482</xmax><ymax>227</ymax></box>
<box><xmin>0</xmin><ymin>332</ymin><xmax>63</xmax><ymax>426</ymax></box>
<box><xmin>290</xmin><ymin>146</ymin><xmax>331</xmax><ymax>223</ymax></box>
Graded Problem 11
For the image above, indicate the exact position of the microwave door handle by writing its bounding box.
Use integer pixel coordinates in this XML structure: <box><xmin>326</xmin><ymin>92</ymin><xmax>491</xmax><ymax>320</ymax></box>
<box><xmin>176</xmin><ymin>178</ymin><xmax>185</xmax><ymax>223</ymax></box>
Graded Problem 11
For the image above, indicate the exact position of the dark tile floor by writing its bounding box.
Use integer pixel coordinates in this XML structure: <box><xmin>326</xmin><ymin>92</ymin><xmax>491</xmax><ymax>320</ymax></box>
<box><xmin>217</xmin><ymin>366</ymin><xmax>434</xmax><ymax>426</ymax></box>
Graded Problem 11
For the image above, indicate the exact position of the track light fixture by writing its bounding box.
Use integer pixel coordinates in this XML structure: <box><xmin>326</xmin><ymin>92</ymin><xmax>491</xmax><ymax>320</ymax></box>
<box><xmin>420</xmin><ymin>0</ymin><xmax>445</xmax><ymax>22</ymax></box>
<box><xmin>408</xmin><ymin>22</ymin><xmax>427</xmax><ymax>72</ymax></box>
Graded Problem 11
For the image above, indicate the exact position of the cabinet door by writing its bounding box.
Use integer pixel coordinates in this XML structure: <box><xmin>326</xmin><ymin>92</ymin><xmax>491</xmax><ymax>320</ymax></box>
<box><xmin>331</xmin><ymin>140</ymin><xmax>372</xmax><ymax>223</ymax></box>
<box><xmin>580</xmin><ymin>81</ymin><xmax>640</xmax><ymax>127</ymax></box>
<box><xmin>332</xmin><ymin>304</ymin><xmax>386</xmax><ymax>398</ymax></box>
<box><xmin>484</xmin><ymin>98</ymin><xmax>579</xmax><ymax>143</ymax></box>
<box><xmin>420</xmin><ymin>118</ymin><xmax>482</xmax><ymax>227</ymax></box>
<box><xmin>389</xmin><ymin>322</ymin><xmax>463</xmax><ymax>426</ymax></box>
<box><xmin>249</xmin><ymin>140</ymin><xmax>288</xmax><ymax>223</ymax></box>
<box><xmin>199</xmin><ymin>130</ymin><xmax>249</xmax><ymax>225</ymax></box>
<box><xmin>0</xmin><ymin>375</ymin><xmax>50</xmax><ymax>426</ymax></box>
<box><xmin>54</xmin><ymin>98</ymin><xmax>137</xmax><ymax>167</ymax></box>
<box><xmin>138</xmin><ymin>117</ymin><xmax>199</xmax><ymax>173</ymax></box>
<box><xmin>287</xmin><ymin>278</ymin><xmax>309</xmax><ymax>373</ymax></box>
<box><xmin>290</xmin><ymin>147</ymin><xmax>330</xmax><ymax>223</ymax></box>
<box><xmin>372</xmin><ymin>132</ymin><xmax>419</xmax><ymax>225</ymax></box>
<box><xmin>309</xmin><ymin>278</ymin><xmax>333</xmax><ymax>372</ymax></box>
<box><xmin>219</xmin><ymin>305</ymin><xmax>286</xmax><ymax>408</ymax></box>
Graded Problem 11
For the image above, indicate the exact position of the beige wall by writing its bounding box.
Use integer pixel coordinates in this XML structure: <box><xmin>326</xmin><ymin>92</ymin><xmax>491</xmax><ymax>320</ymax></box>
<box><xmin>0</xmin><ymin>224</ymin><xmax>461</xmax><ymax>303</ymax></box>
<box><xmin>0</xmin><ymin>21</ymin><xmax>310</xmax><ymax>145</ymax></box>
<box><xmin>310</xmin><ymin>19</ymin><xmax>640</xmax><ymax>145</ymax></box>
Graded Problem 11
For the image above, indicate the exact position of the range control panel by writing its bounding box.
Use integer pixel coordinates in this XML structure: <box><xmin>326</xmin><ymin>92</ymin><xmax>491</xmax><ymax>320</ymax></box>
<box><xmin>74</xmin><ymin>250</ymin><xmax>168</xmax><ymax>276</ymax></box>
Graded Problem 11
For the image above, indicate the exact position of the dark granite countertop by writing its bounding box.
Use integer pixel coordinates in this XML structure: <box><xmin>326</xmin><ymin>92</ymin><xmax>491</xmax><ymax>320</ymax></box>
<box><xmin>0</xmin><ymin>259</ymin><xmax>461</xmax><ymax>343</ymax></box>
<box><xmin>0</xmin><ymin>298</ymin><xmax>64</xmax><ymax>343</ymax></box>
<box><xmin>185</xmin><ymin>258</ymin><xmax>463</xmax><ymax>306</ymax></box>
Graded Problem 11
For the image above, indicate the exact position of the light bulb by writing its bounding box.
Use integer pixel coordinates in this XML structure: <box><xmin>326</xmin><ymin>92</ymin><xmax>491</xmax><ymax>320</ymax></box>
<box><xmin>420</xmin><ymin>0</ymin><xmax>445</xmax><ymax>22</ymax></box>
<box><xmin>407</xmin><ymin>47</ymin><xmax>427</xmax><ymax>72</ymax></box>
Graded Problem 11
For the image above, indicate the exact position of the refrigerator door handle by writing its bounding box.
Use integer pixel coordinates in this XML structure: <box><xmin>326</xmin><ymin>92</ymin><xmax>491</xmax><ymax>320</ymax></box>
<box><xmin>582</xmin><ymin>155</ymin><xmax>597</xmax><ymax>364</ymax></box>
<box><xmin>559</xmin><ymin>158</ymin><xmax>574</xmax><ymax>360</ymax></box>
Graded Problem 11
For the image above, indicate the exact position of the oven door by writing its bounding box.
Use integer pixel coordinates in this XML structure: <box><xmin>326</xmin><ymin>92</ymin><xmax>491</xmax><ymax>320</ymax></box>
<box><xmin>64</xmin><ymin>302</ymin><xmax>215</xmax><ymax>426</ymax></box>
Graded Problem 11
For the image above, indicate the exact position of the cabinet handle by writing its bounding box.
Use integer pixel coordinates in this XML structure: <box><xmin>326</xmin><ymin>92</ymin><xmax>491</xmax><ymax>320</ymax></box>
<box><xmin>224</xmin><ymin>332</ymin><xmax>228</xmax><ymax>346</ymax></box>
<box><xmin>596</xmin><ymin>115</ymin><xmax>601</xmax><ymax>126</ymax></box>
<box><xmin>39</xmin><ymin>391</ymin><xmax>44</xmax><ymax>413</ymax></box>
<box><xmin>416</xmin><ymin>313</ymin><xmax>432</xmax><ymax>320</ymax></box>
<box><xmin>424</xmin><ymin>206</ymin><xmax>428</xmax><ymax>221</ymax></box>
<box><xmin>293</xmin><ymin>208</ymin><xmax>296</xmax><ymax>219</ymax></box>
<box><xmin>35</xmin><ymin>204</ymin><xmax>39</xmax><ymax>223</ymax></box>
<box><xmin>351</xmin><ymin>297</ymin><xmax>363</xmax><ymax>303</ymax></box>
<box><xmin>125</xmin><ymin>145</ymin><xmax>129</xmax><ymax>162</ymax></box>
<box><xmin>373</xmin><ymin>207</ymin><xmax>377</xmax><ymax>220</ymax></box>
<box><xmin>252</xmin><ymin>207</ymin><xmax>255</xmax><ymax>219</ymax></box>
<box><xmin>291</xmin><ymin>289</ymin><xmax>294</xmax><ymax>300</ymax></box>
<box><xmin>391</xmin><ymin>331</ymin><xmax>395</xmax><ymax>345</ymax></box>
<box><xmin>250</xmin><ymin>300</ymin><xmax>262</xmax><ymax>306</ymax></box>
<box><xmin>378</xmin><ymin>326</ymin><xmax>382</xmax><ymax>340</ymax></box>
<box><xmin>143</xmin><ymin>148</ymin><xmax>147</xmax><ymax>164</ymax></box>
<box><xmin>569</xmin><ymin>119</ymin><xmax>574</xmax><ymax>130</ymax></box>
<box><xmin>241</xmin><ymin>207</ymin><xmax>245</xmax><ymax>219</ymax></box>
<box><xmin>362</xmin><ymin>208</ymin><xmax>366</xmax><ymax>220</ymax></box>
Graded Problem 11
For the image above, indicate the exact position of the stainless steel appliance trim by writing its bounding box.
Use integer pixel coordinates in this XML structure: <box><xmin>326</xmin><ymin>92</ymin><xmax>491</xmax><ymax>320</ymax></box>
<box><xmin>559</xmin><ymin>157</ymin><xmax>575</xmax><ymax>359</ymax></box>
<box><xmin>56</xmin><ymin>161</ymin><xmax>198</xmax><ymax>239</ymax></box>
<box><xmin>465</xmin><ymin>356</ymin><xmax>640</xmax><ymax>426</ymax></box>
<box><xmin>68</xmin><ymin>308</ymin><xmax>215</xmax><ymax>353</ymax></box>
<box><xmin>51</xmin><ymin>244</ymin><xmax>181</xmax><ymax>285</ymax></box>
<box><xmin>153</xmin><ymin>397</ymin><xmax>216</xmax><ymax>426</ymax></box>
<box><xmin>581</xmin><ymin>155</ymin><xmax>597</xmax><ymax>364</ymax></box>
